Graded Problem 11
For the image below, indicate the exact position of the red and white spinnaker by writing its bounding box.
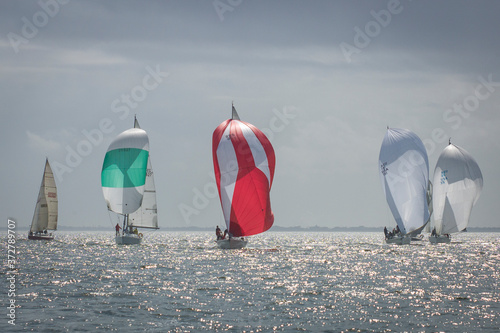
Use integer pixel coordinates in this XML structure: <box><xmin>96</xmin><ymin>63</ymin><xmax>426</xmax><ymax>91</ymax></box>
<box><xmin>212</xmin><ymin>105</ymin><xmax>275</xmax><ymax>238</ymax></box>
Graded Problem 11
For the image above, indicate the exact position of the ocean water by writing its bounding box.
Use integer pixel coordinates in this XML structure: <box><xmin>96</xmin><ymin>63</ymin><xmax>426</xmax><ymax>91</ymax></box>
<box><xmin>2</xmin><ymin>231</ymin><xmax>499</xmax><ymax>332</ymax></box>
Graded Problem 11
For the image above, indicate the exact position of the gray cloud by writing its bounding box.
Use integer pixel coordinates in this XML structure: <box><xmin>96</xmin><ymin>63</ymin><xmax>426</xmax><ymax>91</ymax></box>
<box><xmin>1</xmin><ymin>0</ymin><xmax>498</xmax><ymax>231</ymax></box>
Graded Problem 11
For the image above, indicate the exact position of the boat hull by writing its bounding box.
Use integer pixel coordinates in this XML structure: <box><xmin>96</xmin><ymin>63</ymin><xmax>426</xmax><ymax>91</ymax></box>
<box><xmin>28</xmin><ymin>234</ymin><xmax>54</xmax><ymax>241</ymax></box>
<box><xmin>411</xmin><ymin>234</ymin><xmax>425</xmax><ymax>241</ymax></box>
<box><xmin>385</xmin><ymin>236</ymin><xmax>411</xmax><ymax>245</ymax></box>
<box><xmin>115</xmin><ymin>235</ymin><xmax>142</xmax><ymax>245</ymax></box>
<box><xmin>216</xmin><ymin>238</ymin><xmax>248</xmax><ymax>249</ymax></box>
<box><xmin>429</xmin><ymin>235</ymin><xmax>451</xmax><ymax>244</ymax></box>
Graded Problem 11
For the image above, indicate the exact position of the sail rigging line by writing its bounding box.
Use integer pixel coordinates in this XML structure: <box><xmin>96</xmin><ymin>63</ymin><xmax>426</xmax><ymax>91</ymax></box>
<box><xmin>106</xmin><ymin>210</ymin><xmax>116</xmax><ymax>228</ymax></box>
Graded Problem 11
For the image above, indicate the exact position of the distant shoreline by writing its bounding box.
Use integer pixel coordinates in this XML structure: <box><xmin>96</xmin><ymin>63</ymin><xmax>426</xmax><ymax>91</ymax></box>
<box><xmin>10</xmin><ymin>225</ymin><xmax>500</xmax><ymax>233</ymax></box>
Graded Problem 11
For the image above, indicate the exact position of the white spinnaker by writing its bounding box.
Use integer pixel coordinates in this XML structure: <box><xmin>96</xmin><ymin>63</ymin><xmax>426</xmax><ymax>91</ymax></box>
<box><xmin>379</xmin><ymin>128</ymin><xmax>430</xmax><ymax>234</ymax></box>
<box><xmin>432</xmin><ymin>144</ymin><xmax>483</xmax><ymax>235</ymax></box>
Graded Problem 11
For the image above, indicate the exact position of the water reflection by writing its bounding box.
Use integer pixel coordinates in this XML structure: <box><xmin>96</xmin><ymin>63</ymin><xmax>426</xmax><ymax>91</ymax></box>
<box><xmin>7</xmin><ymin>231</ymin><xmax>499</xmax><ymax>332</ymax></box>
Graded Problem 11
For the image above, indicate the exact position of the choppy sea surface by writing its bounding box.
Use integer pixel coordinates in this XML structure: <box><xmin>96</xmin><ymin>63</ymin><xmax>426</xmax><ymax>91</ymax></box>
<box><xmin>2</xmin><ymin>231</ymin><xmax>499</xmax><ymax>332</ymax></box>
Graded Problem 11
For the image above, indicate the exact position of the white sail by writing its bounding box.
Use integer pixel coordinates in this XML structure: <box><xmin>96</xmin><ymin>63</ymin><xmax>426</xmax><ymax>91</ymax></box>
<box><xmin>31</xmin><ymin>159</ymin><xmax>58</xmax><ymax>232</ymax></box>
<box><xmin>126</xmin><ymin>116</ymin><xmax>159</xmax><ymax>229</ymax></box>
<box><xmin>379</xmin><ymin>128</ymin><xmax>430</xmax><ymax>234</ymax></box>
<box><xmin>134</xmin><ymin>116</ymin><xmax>141</xmax><ymax>129</ymax></box>
<box><xmin>129</xmin><ymin>156</ymin><xmax>158</xmax><ymax>229</ymax></box>
<box><xmin>431</xmin><ymin>143</ymin><xmax>483</xmax><ymax>235</ymax></box>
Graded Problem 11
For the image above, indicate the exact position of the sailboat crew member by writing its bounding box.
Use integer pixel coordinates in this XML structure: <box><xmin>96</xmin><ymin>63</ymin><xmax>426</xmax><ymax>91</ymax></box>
<box><xmin>115</xmin><ymin>223</ymin><xmax>121</xmax><ymax>236</ymax></box>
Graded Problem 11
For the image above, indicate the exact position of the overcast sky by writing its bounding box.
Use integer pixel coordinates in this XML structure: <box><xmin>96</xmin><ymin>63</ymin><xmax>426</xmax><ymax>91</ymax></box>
<box><xmin>2</xmin><ymin>0</ymin><xmax>499</xmax><ymax>231</ymax></box>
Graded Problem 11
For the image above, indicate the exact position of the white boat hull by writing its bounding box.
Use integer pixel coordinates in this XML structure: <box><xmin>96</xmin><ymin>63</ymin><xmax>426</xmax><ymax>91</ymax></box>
<box><xmin>411</xmin><ymin>234</ymin><xmax>425</xmax><ymax>241</ymax></box>
<box><xmin>216</xmin><ymin>238</ymin><xmax>248</xmax><ymax>249</ymax></box>
<box><xmin>28</xmin><ymin>234</ymin><xmax>54</xmax><ymax>241</ymax></box>
<box><xmin>429</xmin><ymin>235</ymin><xmax>451</xmax><ymax>244</ymax></box>
<box><xmin>385</xmin><ymin>236</ymin><xmax>411</xmax><ymax>245</ymax></box>
<box><xmin>115</xmin><ymin>234</ymin><xmax>142</xmax><ymax>245</ymax></box>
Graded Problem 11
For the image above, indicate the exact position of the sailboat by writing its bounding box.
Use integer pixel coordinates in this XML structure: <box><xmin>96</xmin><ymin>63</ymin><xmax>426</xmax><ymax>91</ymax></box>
<box><xmin>28</xmin><ymin>158</ymin><xmax>58</xmax><ymax>240</ymax></box>
<box><xmin>101</xmin><ymin>117</ymin><xmax>159</xmax><ymax>245</ymax></box>
<box><xmin>212</xmin><ymin>104</ymin><xmax>275</xmax><ymax>249</ymax></box>
<box><xmin>429</xmin><ymin>140</ymin><xmax>483</xmax><ymax>244</ymax></box>
<box><xmin>379</xmin><ymin>128</ymin><xmax>430</xmax><ymax>245</ymax></box>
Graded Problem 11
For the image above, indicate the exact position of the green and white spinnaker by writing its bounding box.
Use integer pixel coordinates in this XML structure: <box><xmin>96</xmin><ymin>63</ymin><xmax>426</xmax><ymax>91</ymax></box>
<box><xmin>101</xmin><ymin>128</ymin><xmax>149</xmax><ymax>215</ymax></box>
